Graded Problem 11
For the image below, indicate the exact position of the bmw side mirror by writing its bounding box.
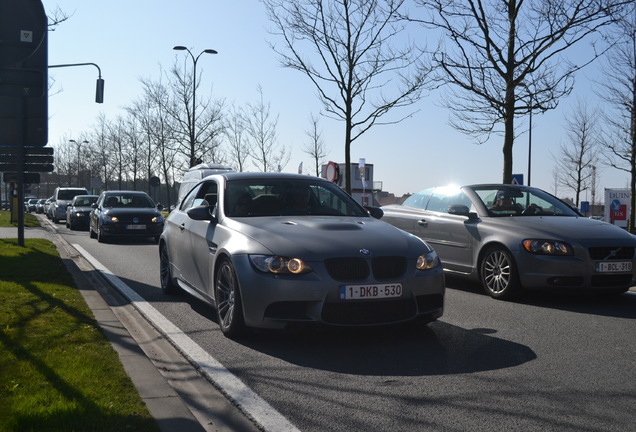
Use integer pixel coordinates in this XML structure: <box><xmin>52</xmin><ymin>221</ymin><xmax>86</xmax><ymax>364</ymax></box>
<box><xmin>156</xmin><ymin>204</ymin><xmax>164</xmax><ymax>211</ymax></box>
<box><xmin>187</xmin><ymin>205</ymin><xmax>217</xmax><ymax>223</ymax></box>
<box><xmin>91</xmin><ymin>203</ymin><xmax>98</xmax><ymax>209</ymax></box>
<box><xmin>365</xmin><ymin>206</ymin><xmax>384</xmax><ymax>219</ymax></box>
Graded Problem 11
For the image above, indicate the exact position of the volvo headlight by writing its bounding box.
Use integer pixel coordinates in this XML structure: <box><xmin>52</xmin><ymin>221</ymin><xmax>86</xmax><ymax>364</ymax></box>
<box><xmin>416</xmin><ymin>250</ymin><xmax>440</xmax><ymax>270</ymax></box>
<box><xmin>522</xmin><ymin>239</ymin><xmax>573</xmax><ymax>256</ymax></box>
<box><xmin>250</xmin><ymin>255</ymin><xmax>313</xmax><ymax>275</ymax></box>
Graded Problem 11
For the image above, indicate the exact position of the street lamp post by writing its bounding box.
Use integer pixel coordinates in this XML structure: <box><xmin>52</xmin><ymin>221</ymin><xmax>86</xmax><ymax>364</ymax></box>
<box><xmin>173</xmin><ymin>46</ymin><xmax>218</xmax><ymax>167</ymax></box>
<box><xmin>527</xmin><ymin>93</ymin><xmax>533</xmax><ymax>187</ymax></box>
<box><xmin>69</xmin><ymin>139</ymin><xmax>89</xmax><ymax>187</ymax></box>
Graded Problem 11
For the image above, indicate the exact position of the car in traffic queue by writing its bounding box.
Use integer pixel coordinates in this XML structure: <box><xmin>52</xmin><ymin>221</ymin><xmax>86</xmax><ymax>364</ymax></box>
<box><xmin>380</xmin><ymin>184</ymin><xmax>636</xmax><ymax>300</ymax></box>
<box><xmin>35</xmin><ymin>198</ymin><xmax>48</xmax><ymax>214</ymax></box>
<box><xmin>89</xmin><ymin>190</ymin><xmax>164</xmax><ymax>243</ymax></box>
<box><xmin>51</xmin><ymin>187</ymin><xmax>90</xmax><ymax>223</ymax></box>
<box><xmin>159</xmin><ymin>172</ymin><xmax>445</xmax><ymax>338</ymax></box>
<box><xmin>65</xmin><ymin>194</ymin><xmax>98</xmax><ymax>230</ymax></box>
<box><xmin>26</xmin><ymin>198</ymin><xmax>38</xmax><ymax>213</ymax></box>
<box><xmin>176</xmin><ymin>162</ymin><xmax>234</xmax><ymax>207</ymax></box>
<box><xmin>45</xmin><ymin>197</ymin><xmax>55</xmax><ymax>220</ymax></box>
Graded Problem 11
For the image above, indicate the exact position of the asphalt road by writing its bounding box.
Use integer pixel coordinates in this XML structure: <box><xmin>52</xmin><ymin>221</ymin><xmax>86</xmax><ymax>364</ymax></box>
<box><xmin>57</xmin><ymin>220</ymin><xmax>636</xmax><ymax>432</ymax></box>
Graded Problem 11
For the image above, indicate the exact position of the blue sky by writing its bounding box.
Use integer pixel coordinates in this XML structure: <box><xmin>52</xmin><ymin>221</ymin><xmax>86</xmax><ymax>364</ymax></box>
<box><xmin>42</xmin><ymin>0</ymin><xmax>629</xmax><ymax>201</ymax></box>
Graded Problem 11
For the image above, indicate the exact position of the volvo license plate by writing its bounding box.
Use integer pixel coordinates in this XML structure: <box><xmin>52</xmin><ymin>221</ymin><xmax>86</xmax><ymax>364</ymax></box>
<box><xmin>596</xmin><ymin>261</ymin><xmax>632</xmax><ymax>272</ymax></box>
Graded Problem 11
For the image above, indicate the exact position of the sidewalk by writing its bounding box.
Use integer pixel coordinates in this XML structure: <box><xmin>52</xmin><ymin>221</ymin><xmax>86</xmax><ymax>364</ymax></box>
<box><xmin>0</xmin><ymin>221</ymin><xmax>259</xmax><ymax>432</ymax></box>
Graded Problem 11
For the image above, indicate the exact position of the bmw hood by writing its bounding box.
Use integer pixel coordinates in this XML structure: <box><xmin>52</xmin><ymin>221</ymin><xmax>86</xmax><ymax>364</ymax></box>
<box><xmin>230</xmin><ymin>216</ymin><xmax>429</xmax><ymax>259</ymax></box>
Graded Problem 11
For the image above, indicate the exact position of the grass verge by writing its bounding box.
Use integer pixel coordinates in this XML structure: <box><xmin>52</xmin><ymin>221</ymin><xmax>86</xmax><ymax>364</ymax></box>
<box><xmin>0</xmin><ymin>237</ymin><xmax>159</xmax><ymax>432</ymax></box>
<box><xmin>0</xmin><ymin>210</ymin><xmax>40</xmax><ymax>227</ymax></box>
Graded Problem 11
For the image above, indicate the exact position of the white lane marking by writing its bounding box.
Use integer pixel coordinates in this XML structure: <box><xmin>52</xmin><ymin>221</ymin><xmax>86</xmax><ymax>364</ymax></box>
<box><xmin>73</xmin><ymin>244</ymin><xmax>300</xmax><ymax>432</ymax></box>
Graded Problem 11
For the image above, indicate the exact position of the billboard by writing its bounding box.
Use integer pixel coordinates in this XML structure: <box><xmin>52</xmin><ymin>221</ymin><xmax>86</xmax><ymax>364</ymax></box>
<box><xmin>604</xmin><ymin>188</ymin><xmax>630</xmax><ymax>228</ymax></box>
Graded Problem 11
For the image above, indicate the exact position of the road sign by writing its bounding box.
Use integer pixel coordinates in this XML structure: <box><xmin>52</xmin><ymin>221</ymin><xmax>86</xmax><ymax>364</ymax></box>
<box><xmin>3</xmin><ymin>172</ymin><xmax>40</xmax><ymax>183</ymax></box>
<box><xmin>0</xmin><ymin>146</ymin><xmax>54</xmax><ymax>155</ymax></box>
<box><xmin>0</xmin><ymin>154</ymin><xmax>53</xmax><ymax>164</ymax></box>
<box><xmin>0</xmin><ymin>163</ymin><xmax>53</xmax><ymax>172</ymax></box>
<box><xmin>511</xmin><ymin>174</ymin><xmax>523</xmax><ymax>185</ymax></box>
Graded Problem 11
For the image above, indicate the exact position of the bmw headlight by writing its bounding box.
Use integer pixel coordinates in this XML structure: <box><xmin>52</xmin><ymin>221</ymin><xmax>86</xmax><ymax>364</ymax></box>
<box><xmin>522</xmin><ymin>239</ymin><xmax>573</xmax><ymax>256</ymax></box>
<box><xmin>151</xmin><ymin>215</ymin><xmax>163</xmax><ymax>223</ymax></box>
<box><xmin>416</xmin><ymin>250</ymin><xmax>440</xmax><ymax>270</ymax></box>
<box><xmin>108</xmin><ymin>216</ymin><xmax>119</xmax><ymax>223</ymax></box>
<box><xmin>250</xmin><ymin>255</ymin><xmax>313</xmax><ymax>275</ymax></box>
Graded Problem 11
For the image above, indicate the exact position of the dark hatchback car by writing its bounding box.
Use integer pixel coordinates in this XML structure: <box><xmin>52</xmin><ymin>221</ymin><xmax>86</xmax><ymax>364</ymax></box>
<box><xmin>89</xmin><ymin>191</ymin><xmax>164</xmax><ymax>243</ymax></box>
<box><xmin>66</xmin><ymin>195</ymin><xmax>98</xmax><ymax>230</ymax></box>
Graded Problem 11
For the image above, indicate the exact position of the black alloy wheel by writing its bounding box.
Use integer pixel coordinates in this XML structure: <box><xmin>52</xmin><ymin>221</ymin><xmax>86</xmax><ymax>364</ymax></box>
<box><xmin>159</xmin><ymin>244</ymin><xmax>179</xmax><ymax>295</ymax></box>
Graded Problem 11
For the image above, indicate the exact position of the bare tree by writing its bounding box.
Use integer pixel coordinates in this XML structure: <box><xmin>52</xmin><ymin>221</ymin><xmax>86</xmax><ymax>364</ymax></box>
<box><xmin>51</xmin><ymin>137</ymin><xmax>76</xmax><ymax>186</ymax></box>
<box><xmin>127</xmin><ymin>93</ymin><xmax>165</xmax><ymax>194</ymax></box>
<box><xmin>304</xmin><ymin>113</ymin><xmax>327</xmax><ymax>176</ymax></box>
<box><xmin>262</xmin><ymin>0</ymin><xmax>431</xmax><ymax>192</ymax></box>
<box><xmin>410</xmin><ymin>0</ymin><xmax>630</xmax><ymax>184</ymax></box>
<box><xmin>597</xmin><ymin>5</ymin><xmax>636</xmax><ymax>231</ymax></box>
<box><xmin>138</xmin><ymin>76</ymin><xmax>183</xmax><ymax>208</ymax></box>
<box><xmin>47</xmin><ymin>6</ymin><xmax>71</xmax><ymax>30</ymax></box>
<box><xmin>108</xmin><ymin>116</ymin><xmax>130</xmax><ymax>190</ymax></box>
<box><xmin>90</xmin><ymin>113</ymin><xmax>114</xmax><ymax>191</ymax></box>
<box><xmin>244</xmin><ymin>85</ymin><xmax>290</xmax><ymax>172</ymax></box>
<box><xmin>168</xmin><ymin>58</ymin><xmax>226</xmax><ymax>167</ymax></box>
<box><xmin>224</xmin><ymin>103</ymin><xmax>251</xmax><ymax>172</ymax></box>
<box><xmin>555</xmin><ymin>100</ymin><xmax>599</xmax><ymax>207</ymax></box>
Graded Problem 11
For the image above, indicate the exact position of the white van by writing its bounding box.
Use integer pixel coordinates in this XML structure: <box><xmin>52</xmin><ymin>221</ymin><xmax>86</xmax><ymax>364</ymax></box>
<box><xmin>51</xmin><ymin>187</ymin><xmax>89</xmax><ymax>223</ymax></box>
<box><xmin>177</xmin><ymin>163</ymin><xmax>234</xmax><ymax>205</ymax></box>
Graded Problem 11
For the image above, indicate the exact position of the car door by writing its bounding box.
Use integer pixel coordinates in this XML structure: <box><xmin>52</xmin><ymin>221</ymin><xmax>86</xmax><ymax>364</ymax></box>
<box><xmin>381</xmin><ymin>187</ymin><xmax>434</xmax><ymax>233</ymax></box>
<box><xmin>414</xmin><ymin>189</ymin><xmax>475</xmax><ymax>273</ymax></box>
<box><xmin>169</xmin><ymin>181</ymin><xmax>219</xmax><ymax>294</ymax></box>
<box><xmin>165</xmin><ymin>184</ymin><xmax>203</xmax><ymax>290</ymax></box>
<box><xmin>186</xmin><ymin>181</ymin><xmax>219</xmax><ymax>295</ymax></box>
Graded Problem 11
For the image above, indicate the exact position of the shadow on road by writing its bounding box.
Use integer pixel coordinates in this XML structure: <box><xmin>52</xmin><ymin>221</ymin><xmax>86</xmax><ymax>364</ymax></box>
<box><xmin>445</xmin><ymin>274</ymin><xmax>636</xmax><ymax>319</ymax></box>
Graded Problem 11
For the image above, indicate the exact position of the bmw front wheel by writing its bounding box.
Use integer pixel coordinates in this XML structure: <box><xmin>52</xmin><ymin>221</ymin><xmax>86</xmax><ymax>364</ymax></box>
<box><xmin>159</xmin><ymin>244</ymin><xmax>178</xmax><ymax>295</ymax></box>
<box><xmin>480</xmin><ymin>246</ymin><xmax>521</xmax><ymax>300</ymax></box>
<box><xmin>215</xmin><ymin>258</ymin><xmax>246</xmax><ymax>338</ymax></box>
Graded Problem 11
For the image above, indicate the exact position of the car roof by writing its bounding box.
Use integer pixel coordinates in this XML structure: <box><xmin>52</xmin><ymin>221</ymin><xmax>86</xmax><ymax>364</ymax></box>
<box><xmin>211</xmin><ymin>172</ymin><xmax>331</xmax><ymax>182</ymax></box>
<box><xmin>464</xmin><ymin>183</ymin><xmax>538</xmax><ymax>190</ymax></box>
<box><xmin>101</xmin><ymin>190</ymin><xmax>149</xmax><ymax>195</ymax></box>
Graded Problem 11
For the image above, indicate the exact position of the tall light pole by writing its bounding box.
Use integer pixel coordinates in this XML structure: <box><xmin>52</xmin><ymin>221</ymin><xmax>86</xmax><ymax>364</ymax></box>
<box><xmin>527</xmin><ymin>93</ymin><xmax>533</xmax><ymax>187</ymax></box>
<box><xmin>69</xmin><ymin>139</ymin><xmax>89</xmax><ymax>187</ymax></box>
<box><xmin>173</xmin><ymin>46</ymin><xmax>218</xmax><ymax>167</ymax></box>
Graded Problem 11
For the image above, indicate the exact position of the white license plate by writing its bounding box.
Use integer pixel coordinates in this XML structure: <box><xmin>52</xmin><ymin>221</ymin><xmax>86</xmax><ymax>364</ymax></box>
<box><xmin>339</xmin><ymin>283</ymin><xmax>402</xmax><ymax>300</ymax></box>
<box><xmin>126</xmin><ymin>224</ymin><xmax>146</xmax><ymax>230</ymax></box>
<box><xmin>596</xmin><ymin>261</ymin><xmax>632</xmax><ymax>272</ymax></box>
